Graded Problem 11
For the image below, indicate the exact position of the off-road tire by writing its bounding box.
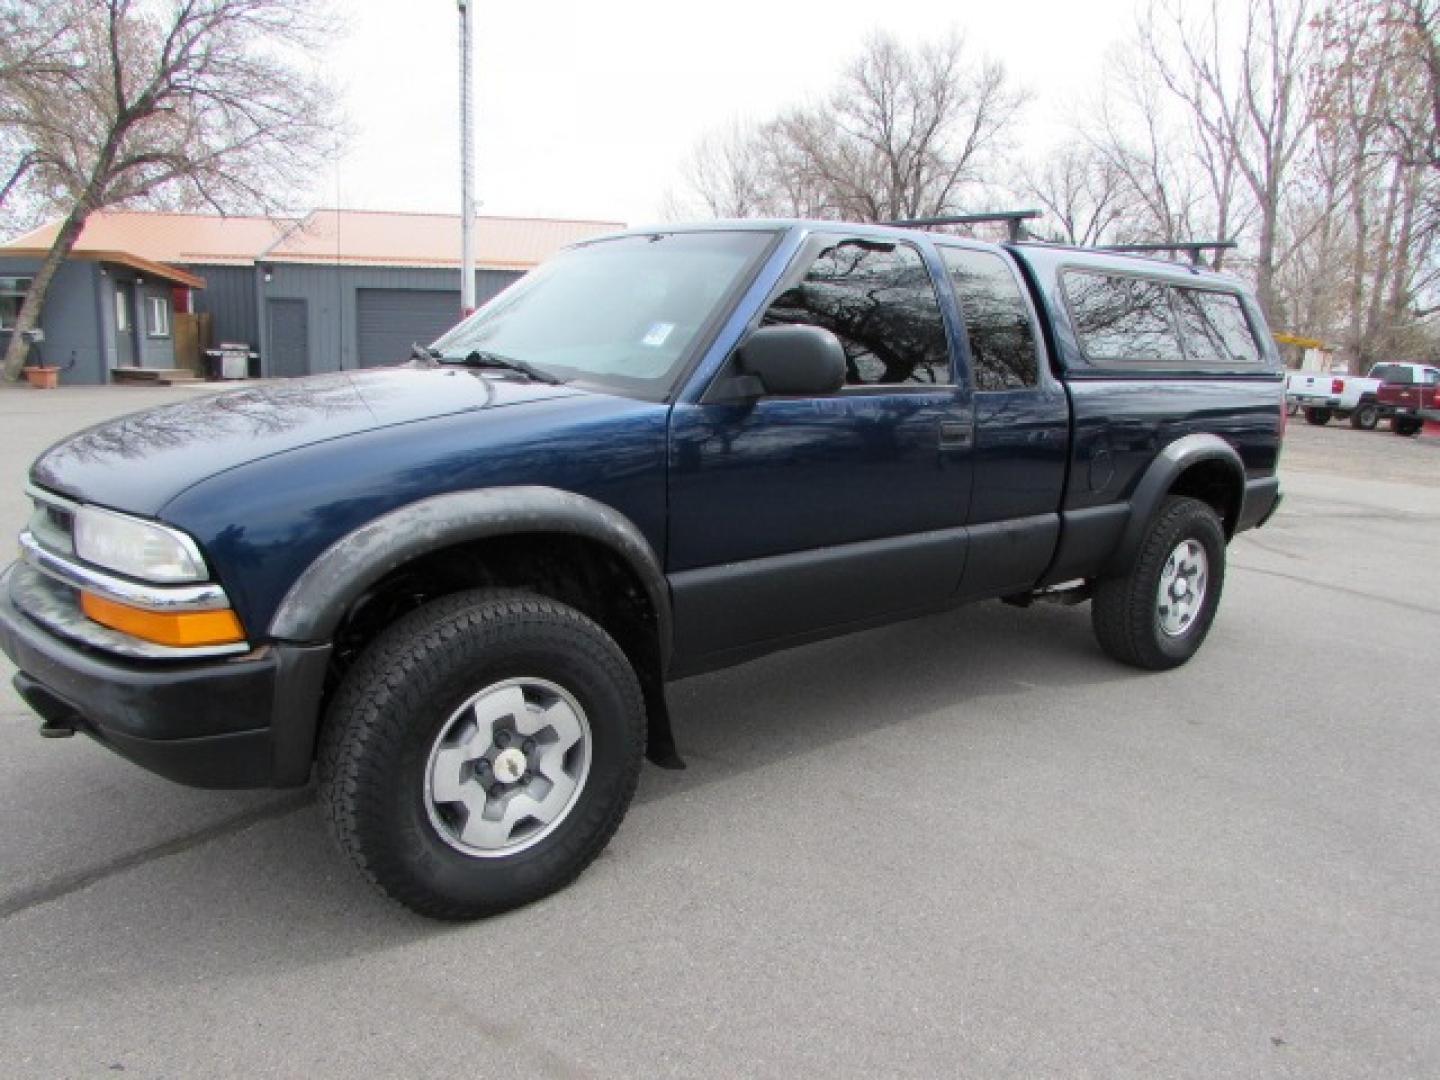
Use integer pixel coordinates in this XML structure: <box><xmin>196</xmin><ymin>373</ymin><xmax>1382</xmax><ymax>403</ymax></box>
<box><xmin>1349</xmin><ymin>401</ymin><xmax>1379</xmax><ymax>430</ymax></box>
<box><xmin>1304</xmin><ymin>407</ymin><xmax>1332</xmax><ymax>425</ymax></box>
<box><xmin>1091</xmin><ymin>496</ymin><xmax>1227</xmax><ymax>671</ymax></box>
<box><xmin>318</xmin><ymin>589</ymin><xmax>645</xmax><ymax>920</ymax></box>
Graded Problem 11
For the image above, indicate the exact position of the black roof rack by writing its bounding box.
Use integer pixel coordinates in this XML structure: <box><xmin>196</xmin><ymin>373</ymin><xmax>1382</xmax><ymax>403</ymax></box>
<box><xmin>885</xmin><ymin>213</ymin><xmax>1238</xmax><ymax>264</ymax></box>
<box><xmin>1097</xmin><ymin>241</ymin><xmax>1237</xmax><ymax>266</ymax></box>
<box><xmin>883</xmin><ymin>210</ymin><xmax>1042</xmax><ymax>242</ymax></box>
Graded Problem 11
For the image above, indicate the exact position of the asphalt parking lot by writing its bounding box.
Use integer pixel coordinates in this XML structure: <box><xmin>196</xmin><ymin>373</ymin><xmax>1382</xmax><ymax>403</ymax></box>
<box><xmin>0</xmin><ymin>386</ymin><xmax>1436</xmax><ymax>1079</ymax></box>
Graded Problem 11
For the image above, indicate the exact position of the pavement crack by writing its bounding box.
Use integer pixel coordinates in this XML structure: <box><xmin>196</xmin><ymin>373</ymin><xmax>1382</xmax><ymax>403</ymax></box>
<box><xmin>0</xmin><ymin>791</ymin><xmax>311</xmax><ymax>920</ymax></box>
<box><xmin>1232</xmin><ymin>562</ymin><xmax>1440</xmax><ymax>619</ymax></box>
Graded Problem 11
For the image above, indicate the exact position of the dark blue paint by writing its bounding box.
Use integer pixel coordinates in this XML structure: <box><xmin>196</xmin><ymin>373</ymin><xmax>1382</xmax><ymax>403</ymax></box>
<box><xmin>26</xmin><ymin>221</ymin><xmax>1284</xmax><ymax>648</ymax></box>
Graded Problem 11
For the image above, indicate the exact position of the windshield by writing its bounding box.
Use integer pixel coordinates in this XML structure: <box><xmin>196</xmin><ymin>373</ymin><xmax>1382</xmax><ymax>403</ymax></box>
<box><xmin>431</xmin><ymin>230</ymin><xmax>776</xmax><ymax>399</ymax></box>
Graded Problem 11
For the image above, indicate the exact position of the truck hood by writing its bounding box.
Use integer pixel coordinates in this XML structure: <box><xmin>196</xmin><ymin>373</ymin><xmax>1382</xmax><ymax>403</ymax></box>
<box><xmin>31</xmin><ymin>366</ymin><xmax>585</xmax><ymax>516</ymax></box>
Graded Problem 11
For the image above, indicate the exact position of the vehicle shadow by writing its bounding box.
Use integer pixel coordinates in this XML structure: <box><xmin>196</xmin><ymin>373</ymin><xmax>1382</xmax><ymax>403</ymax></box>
<box><xmin>0</xmin><ymin>598</ymin><xmax>1144</xmax><ymax>1007</ymax></box>
<box><xmin>640</xmin><ymin>597</ymin><xmax>1135</xmax><ymax>805</ymax></box>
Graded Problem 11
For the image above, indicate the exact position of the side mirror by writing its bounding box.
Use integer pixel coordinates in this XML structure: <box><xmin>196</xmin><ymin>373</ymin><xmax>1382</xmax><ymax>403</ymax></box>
<box><xmin>735</xmin><ymin>324</ymin><xmax>846</xmax><ymax>397</ymax></box>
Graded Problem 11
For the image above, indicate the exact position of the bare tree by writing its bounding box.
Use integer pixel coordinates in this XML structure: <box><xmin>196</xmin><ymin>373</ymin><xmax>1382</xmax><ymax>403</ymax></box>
<box><xmin>1388</xmin><ymin>0</ymin><xmax>1440</xmax><ymax>173</ymax></box>
<box><xmin>673</xmin><ymin>31</ymin><xmax>1026</xmax><ymax>223</ymax></box>
<box><xmin>1141</xmin><ymin>0</ymin><xmax>1320</xmax><ymax>319</ymax></box>
<box><xmin>0</xmin><ymin>5</ymin><xmax>87</xmax><ymax>223</ymax></box>
<box><xmin>1299</xmin><ymin>0</ymin><xmax>1440</xmax><ymax>369</ymax></box>
<box><xmin>0</xmin><ymin>0</ymin><xmax>336</xmax><ymax>380</ymax></box>
<box><xmin>1019</xmin><ymin>142</ymin><xmax>1132</xmax><ymax>246</ymax></box>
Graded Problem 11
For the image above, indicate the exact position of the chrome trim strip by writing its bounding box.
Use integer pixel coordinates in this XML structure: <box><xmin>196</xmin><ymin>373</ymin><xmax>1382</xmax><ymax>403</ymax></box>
<box><xmin>19</xmin><ymin>531</ymin><xmax>231</xmax><ymax>613</ymax></box>
<box><xmin>25</xmin><ymin>483</ymin><xmax>80</xmax><ymax>515</ymax></box>
<box><xmin>6</xmin><ymin>562</ymin><xmax>250</xmax><ymax>660</ymax></box>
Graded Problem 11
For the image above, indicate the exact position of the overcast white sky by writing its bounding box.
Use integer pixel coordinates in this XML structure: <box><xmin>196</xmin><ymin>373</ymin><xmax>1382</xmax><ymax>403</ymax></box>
<box><xmin>320</xmin><ymin>0</ymin><xmax>1150</xmax><ymax>226</ymax></box>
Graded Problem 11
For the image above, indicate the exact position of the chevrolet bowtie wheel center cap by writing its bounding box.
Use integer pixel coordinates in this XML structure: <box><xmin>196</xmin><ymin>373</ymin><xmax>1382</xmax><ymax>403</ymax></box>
<box><xmin>492</xmin><ymin>747</ymin><xmax>527</xmax><ymax>784</ymax></box>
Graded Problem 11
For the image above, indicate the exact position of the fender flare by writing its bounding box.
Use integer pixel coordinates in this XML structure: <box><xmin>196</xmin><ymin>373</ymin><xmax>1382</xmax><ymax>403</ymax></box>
<box><xmin>267</xmin><ymin>487</ymin><xmax>672</xmax><ymax>669</ymax></box>
<box><xmin>1103</xmin><ymin>434</ymin><xmax>1246</xmax><ymax>577</ymax></box>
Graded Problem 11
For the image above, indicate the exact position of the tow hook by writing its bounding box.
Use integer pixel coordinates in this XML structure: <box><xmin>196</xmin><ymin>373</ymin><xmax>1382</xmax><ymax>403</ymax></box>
<box><xmin>39</xmin><ymin>719</ymin><xmax>77</xmax><ymax>739</ymax></box>
<box><xmin>12</xmin><ymin>672</ymin><xmax>80</xmax><ymax>738</ymax></box>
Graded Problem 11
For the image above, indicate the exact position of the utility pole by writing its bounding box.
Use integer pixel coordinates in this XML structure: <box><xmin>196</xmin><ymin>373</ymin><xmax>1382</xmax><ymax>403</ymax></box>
<box><xmin>458</xmin><ymin>0</ymin><xmax>476</xmax><ymax>316</ymax></box>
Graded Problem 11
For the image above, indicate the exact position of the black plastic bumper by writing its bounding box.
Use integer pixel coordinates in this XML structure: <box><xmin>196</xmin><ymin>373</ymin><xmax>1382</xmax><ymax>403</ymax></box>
<box><xmin>0</xmin><ymin>566</ymin><xmax>330</xmax><ymax>789</ymax></box>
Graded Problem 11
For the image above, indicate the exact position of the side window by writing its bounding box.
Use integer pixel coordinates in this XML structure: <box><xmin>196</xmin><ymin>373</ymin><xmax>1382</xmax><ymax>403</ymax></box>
<box><xmin>0</xmin><ymin>277</ymin><xmax>31</xmax><ymax>332</ymax></box>
<box><xmin>1175</xmin><ymin>288</ymin><xmax>1260</xmax><ymax>365</ymax></box>
<box><xmin>762</xmin><ymin>240</ymin><xmax>951</xmax><ymax>386</ymax></box>
<box><xmin>1064</xmin><ymin>271</ymin><xmax>1185</xmax><ymax>365</ymax></box>
<box><xmin>939</xmin><ymin>247</ymin><xmax>1040</xmax><ymax>391</ymax></box>
<box><xmin>1425</xmin><ymin>369</ymin><xmax>1440</xmax><ymax>386</ymax></box>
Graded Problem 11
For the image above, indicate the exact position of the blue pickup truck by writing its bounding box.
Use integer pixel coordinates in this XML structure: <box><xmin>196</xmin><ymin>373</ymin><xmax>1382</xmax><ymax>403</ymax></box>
<box><xmin>0</xmin><ymin>221</ymin><xmax>1284</xmax><ymax>918</ymax></box>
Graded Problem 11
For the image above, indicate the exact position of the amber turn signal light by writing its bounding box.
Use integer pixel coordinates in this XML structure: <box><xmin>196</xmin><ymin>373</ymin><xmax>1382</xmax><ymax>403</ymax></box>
<box><xmin>80</xmin><ymin>593</ymin><xmax>245</xmax><ymax>648</ymax></box>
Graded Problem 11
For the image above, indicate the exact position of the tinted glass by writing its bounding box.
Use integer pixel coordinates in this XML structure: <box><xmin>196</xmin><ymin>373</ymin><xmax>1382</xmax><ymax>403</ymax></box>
<box><xmin>1372</xmin><ymin>364</ymin><xmax>1412</xmax><ymax>384</ymax></box>
<box><xmin>433</xmin><ymin>230</ymin><xmax>774</xmax><ymax>399</ymax></box>
<box><xmin>0</xmin><ymin>276</ymin><xmax>29</xmax><ymax>331</ymax></box>
<box><xmin>1175</xmin><ymin>288</ymin><xmax>1260</xmax><ymax>365</ymax></box>
<box><xmin>1065</xmin><ymin>271</ymin><xmax>1185</xmax><ymax>365</ymax></box>
<box><xmin>940</xmin><ymin>247</ymin><xmax>1040</xmax><ymax>390</ymax></box>
<box><xmin>1426</xmin><ymin>369</ymin><xmax>1440</xmax><ymax>386</ymax></box>
<box><xmin>763</xmin><ymin>240</ymin><xmax>951</xmax><ymax>385</ymax></box>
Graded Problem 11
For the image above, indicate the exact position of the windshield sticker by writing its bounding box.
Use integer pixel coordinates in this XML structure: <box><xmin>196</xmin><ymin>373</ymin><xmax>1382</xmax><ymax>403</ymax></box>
<box><xmin>641</xmin><ymin>322</ymin><xmax>675</xmax><ymax>347</ymax></box>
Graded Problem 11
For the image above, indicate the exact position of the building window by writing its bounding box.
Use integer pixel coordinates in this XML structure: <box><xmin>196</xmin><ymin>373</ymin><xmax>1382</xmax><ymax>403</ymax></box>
<box><xmin>115</xmin><ymin>290</ymin><xmax>129</xmax><ymax>332</ymax></box>
<box><xmin>0</xmin><ymin>277</ymin><xmax>32</xmax><ymax>332</ymax></box>
<box><xmin>147</xmin><ymin>295</ymin><xmax>170</xmax><ymax>337</ymax></box>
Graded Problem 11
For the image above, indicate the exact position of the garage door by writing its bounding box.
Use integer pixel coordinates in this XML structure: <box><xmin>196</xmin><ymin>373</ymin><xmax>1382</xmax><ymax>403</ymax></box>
<box><xmin>356</xmin><ymin>289</ymin><xmax>462</xmax><ymax>368</ymax></box>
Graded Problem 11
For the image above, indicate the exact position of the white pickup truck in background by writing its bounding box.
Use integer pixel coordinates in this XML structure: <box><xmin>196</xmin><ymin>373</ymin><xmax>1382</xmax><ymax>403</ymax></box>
<box><xmin>1285</xmin><ymin>370</ymin><xmax>1384</xmax><ymax>429</ymax></box>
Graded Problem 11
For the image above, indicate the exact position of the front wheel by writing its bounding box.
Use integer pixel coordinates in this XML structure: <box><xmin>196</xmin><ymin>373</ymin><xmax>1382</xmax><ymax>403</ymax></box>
<box><xmin>319</xmin><ymin>590</ymin><xmax>646</xmax><ymax>920</ymax></box>
<box><xmin>1393</xmin><ymin>417</ymin><xmax>1423</xmax><ymax>437</ymax></box>
<box><xmin>1304</xmin><ymin>407</ymin><xmax>1332</xmax><ymax>425</ymax></box>
<box><xmin>1091</xmin><ymin>496</ymin><xmax>1227</xmax><ymax>671</ymax></box>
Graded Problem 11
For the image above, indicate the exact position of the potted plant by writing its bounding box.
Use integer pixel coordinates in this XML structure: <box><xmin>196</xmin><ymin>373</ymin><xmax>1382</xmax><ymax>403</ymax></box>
<box><xmin>24</xmin><ymin>364</ymin><xmax>60</xmax><ymax>389</ymax></box>
<box><xmin>20</xmin><ymin>330</ymin><xmax>60</xmax><ymax>389</ymax></box>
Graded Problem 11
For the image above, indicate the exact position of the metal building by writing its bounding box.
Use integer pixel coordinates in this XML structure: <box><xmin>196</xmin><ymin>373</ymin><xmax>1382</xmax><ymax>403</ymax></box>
<box><xmin>0</xmin><ymin>209</ymin><xmax>622</xmax><ymax>383</ymax></box>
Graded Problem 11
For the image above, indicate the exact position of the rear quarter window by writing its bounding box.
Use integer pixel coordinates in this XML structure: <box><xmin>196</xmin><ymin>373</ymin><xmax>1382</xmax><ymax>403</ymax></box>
<box><xmin>1371</xmin><ymin>364</ymin><xmax>1412</xmax><ymax>384</ymax></box>
<box><xmin>1063</xmin><ymin>269</ymin><xmax>1263</xmax><ymax>371</ymax></box>
<box><xmin>1174</xmin><ymin>288</ymin><xmax>1261</xmax><ymax>365</ymax></box>
<box><xmin>1063</xmin><ymin>270</ymin><xmax>1185</xmax><ymax>366</ymax></box>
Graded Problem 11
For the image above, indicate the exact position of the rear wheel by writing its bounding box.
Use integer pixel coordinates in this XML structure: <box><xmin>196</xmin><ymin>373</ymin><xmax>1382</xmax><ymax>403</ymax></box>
<box><xmin>1349</xmin><ymin>402</ymin><xmax>1379</xmax><ymax>430</ymax></box>
<box><xmin>1393</xmin><ymin>417</ymin><xmax>1422</xmax><ymax>436</ymax></box>
<box><xmin>1304</xmin><ymin>407</ymin><xmax>1332</xmax><ymax>425</ymax></box>
<box><xmin>1092</xmin><ymin>496</ymin><xmax>1226</xmax><ymax>671</ymax></box>
<box><xmin>319</xmin><ymin>589</ymin><xmax>646</xmax><ymax>920</ymax></box>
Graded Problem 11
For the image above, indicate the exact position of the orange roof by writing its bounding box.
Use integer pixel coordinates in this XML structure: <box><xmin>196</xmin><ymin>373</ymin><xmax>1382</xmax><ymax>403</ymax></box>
<box><xmin>263</xmin><ymin>209</ymin><xmax>624</xmax><ymax>270</ymax></box>
<box><xmin>3</xmin><ymin>211</ymin><xmax>297</xmax><ymax>266</ymax></box>
<box><xmin>2</xmin><ymin>208</ymin><xmax>625</xmax><ymax>274</ymax></box>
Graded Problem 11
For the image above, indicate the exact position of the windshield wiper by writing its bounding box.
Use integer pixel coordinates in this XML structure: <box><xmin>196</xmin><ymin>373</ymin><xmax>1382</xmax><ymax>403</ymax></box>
<box><xmin>446</xmin><ymin>349</ymin><xmax>563</xmax><ymax>385</ymax></box>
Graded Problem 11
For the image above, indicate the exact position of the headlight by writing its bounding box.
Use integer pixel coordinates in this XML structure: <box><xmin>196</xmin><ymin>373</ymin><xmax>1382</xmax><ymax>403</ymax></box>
<box><xmin>73</xmin><ymin>506</ymin><xmax>208</xmax><ymax>583</ymax></box>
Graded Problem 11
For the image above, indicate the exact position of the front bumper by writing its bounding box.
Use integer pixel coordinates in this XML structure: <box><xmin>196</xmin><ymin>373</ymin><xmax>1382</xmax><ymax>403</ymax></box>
<box><xmin>0</xmin><ymin>563</ymin><xmax>330</xmax><ymax>788</ymax></box>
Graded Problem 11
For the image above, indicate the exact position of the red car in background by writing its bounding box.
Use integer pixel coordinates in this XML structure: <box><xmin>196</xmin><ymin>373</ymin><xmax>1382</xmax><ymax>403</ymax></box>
<box><xmin>1373</xmin><ymin>362</ymin><xmax>1440</xmax><ymax>436</ymax></box>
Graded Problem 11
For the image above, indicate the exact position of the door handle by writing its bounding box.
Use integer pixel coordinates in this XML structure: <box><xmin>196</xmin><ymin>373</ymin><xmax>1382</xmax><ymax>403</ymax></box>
<box><xmin>939</xmin><ymin>420</ymin><xmax>972</xmax><ymax>448</ymax></box>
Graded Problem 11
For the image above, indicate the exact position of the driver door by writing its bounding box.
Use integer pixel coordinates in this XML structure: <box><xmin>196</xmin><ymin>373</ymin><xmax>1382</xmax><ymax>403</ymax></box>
<box><xmin>666</xmin><ymin>235</ymin><xmax>975</xmax><ymax>674</ymax></box>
